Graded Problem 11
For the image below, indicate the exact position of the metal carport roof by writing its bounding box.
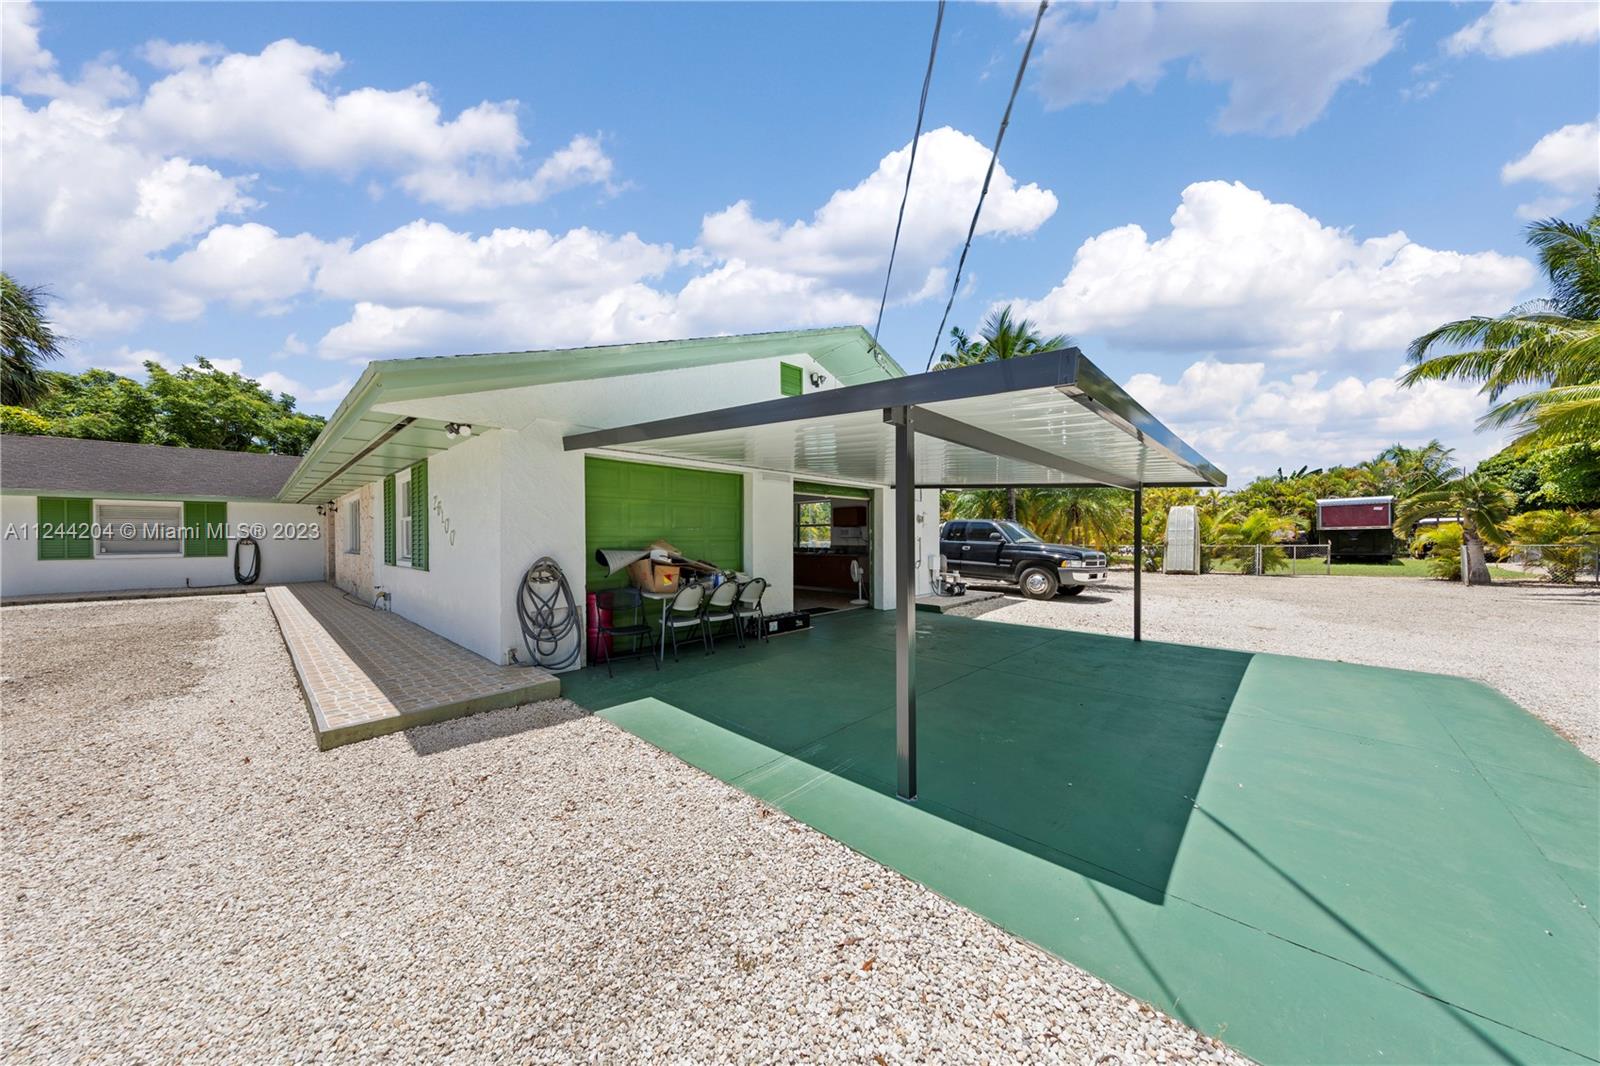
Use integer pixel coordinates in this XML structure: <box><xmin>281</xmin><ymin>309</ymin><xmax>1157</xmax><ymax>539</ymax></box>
<box><xmin>564</xmin><ymin>347</ymin><xmax>1226</xmax><ymax>802</ymax></box>
<box><xmin>565</xmin><ymin>348</ymin><xmax>1224</xmax><ymax>490</ymax></box>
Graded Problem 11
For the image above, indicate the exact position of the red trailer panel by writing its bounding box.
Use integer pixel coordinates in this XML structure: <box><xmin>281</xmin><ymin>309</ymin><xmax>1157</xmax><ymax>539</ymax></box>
<box><xmin>1318</xmin><ymin>500</ymin><xmax>1392</xmax><ymax>530</ymax></box>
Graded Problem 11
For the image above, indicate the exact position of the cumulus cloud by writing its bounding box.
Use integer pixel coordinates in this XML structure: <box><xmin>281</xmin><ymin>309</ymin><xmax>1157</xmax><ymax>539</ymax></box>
<box><xmin>313</xmin><ymin>128</ymin><xmax>1058</xmax><ymax>360</ymax></box>
<box><xmin>1501</xmin><ymin>119</ymin><xmax>1600</xmax><ymax>219</ymax></box>
<box><xmin>1446</xmin><ymin>1</ymin><xmax>1599</xmax><ymax>58</ymax></box>
<box><xmin>1030</xmin><ymin>2</ymin><xmax>1398</xmax><ymax>135</ymax></box>
<box><xmin>1124</xmin><ymin>359</ymin><xmax>1495</xmax><ymax>478</ymax></box>
<box><xmin>1007</xmin><ymin>181</ymin><xmax>1533</xmax><ymax>359</ymax></box>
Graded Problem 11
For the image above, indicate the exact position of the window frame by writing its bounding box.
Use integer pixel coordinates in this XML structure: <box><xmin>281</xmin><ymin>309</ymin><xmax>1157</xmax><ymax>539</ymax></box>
<box><xmin>93</xmin><ymin>500</ymin><xmax>186</xmax><ymax>559</ymax></box>
<box><xmin>394</xmin><ymin>470</ymin><xmax>413</xmax><ymax>564</ymax></box>
<box><xmin>795</xmin><ymin>499</ymin><xmax>833</xmax><ymax>548</ymax></box>
<box><xmin>344</xmin><ymin>497</ymin><xmax>362</xmax><ymax>555</ymax></box>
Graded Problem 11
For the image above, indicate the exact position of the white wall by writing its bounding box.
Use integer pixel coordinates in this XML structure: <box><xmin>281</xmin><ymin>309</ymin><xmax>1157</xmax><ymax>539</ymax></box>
<box><xmin>745</xmin><ymin>470</ymin><xmax>796</xmax><ymax>616</ymax></box>
<box><xmin>0</xmin><ymin>495</ymin><xmax>325</xmax><ymax>598</ymax></box>
<box><xmin>373</xmin><ymin>429</ymin><xmax>506</xmax><ymax>662</ymax></box>
<box><xmin>870</xmin><ymin>487</ymin><xmax>939</xmax><ymax>608</ymax></box>
<box><xmin>495</xmin><ymin>421</ymin><xmax>587</xmax><ymax>668</ymax></box>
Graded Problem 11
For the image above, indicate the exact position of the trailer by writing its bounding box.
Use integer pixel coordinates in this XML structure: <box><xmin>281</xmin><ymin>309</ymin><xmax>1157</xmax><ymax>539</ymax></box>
<box><xmin>1315</xmin><ymin>495</ymin><xmax>1398</xmax><ymax>560</ymax></box>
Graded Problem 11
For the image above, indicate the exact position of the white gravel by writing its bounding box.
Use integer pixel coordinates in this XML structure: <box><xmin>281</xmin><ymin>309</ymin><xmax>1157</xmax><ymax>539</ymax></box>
<box><xmin>951</xmin><ymin>571</ymin><xmax>1600</xmax><ymax>760</ymax></box>
<box><xmin>2</xmin><ymin>594</ymin><xmax>1249</xmax><ymax>1064</ymax></box>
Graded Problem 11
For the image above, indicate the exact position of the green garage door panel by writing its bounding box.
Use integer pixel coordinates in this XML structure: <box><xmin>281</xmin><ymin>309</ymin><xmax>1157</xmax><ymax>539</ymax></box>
<box><xmin>585</xmin><ymin>457</ymin><xmax>743</xmax><ymax>591</ymax></box>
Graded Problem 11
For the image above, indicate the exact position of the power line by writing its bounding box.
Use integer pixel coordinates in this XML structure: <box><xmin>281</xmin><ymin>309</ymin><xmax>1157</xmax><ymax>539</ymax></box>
<box><xmin>873</xmin><ymin>0</ymin><xmax>946</xmax><ymax>345</ymax></box>
<box><xmin>923</xmin><ymin>0</ymin><xmax>1049</xmax><ymax>372</ymax></box>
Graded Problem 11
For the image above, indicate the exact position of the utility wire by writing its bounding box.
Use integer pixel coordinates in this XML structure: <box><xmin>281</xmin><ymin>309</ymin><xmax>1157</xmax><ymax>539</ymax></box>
<box><xmin>873</xmin><ymin>0</ymin><xmax>946</xmax><ymax>345</ymax></box>
<box><xmin>923</xmin><ymin>0</ymin><xmax>1049</xmax><ymax>372</ymax></box>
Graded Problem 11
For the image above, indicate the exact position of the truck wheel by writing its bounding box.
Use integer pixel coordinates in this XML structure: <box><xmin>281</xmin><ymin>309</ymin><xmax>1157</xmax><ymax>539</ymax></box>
<box><xmin>1060</xmin><ymin>585</ymin><xmax>1085</xmax><ymax>597</ymax></box>
<box><xmin>1019</xmin><ymin>567</ymin><xmax>1058</xmax><ymax>599</ymax></box>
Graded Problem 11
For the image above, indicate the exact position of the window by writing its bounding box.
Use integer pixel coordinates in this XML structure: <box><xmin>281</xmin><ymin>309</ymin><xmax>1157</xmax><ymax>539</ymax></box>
<box><xmin>345</xmin><ymin>497</ymin><xmax>362</xmax><ymax>554</ymax></box>
<box><xmin>943</xmin><ymin>522</ymin><xmax>966</xmax><ymax>541</ymax></box>
<box><xmin>994</xmin><ymin>521</ymin><xmax>1040</xmax><ymax>543</ymax></box>
<box><xmin>97</xmin><ymin>501</ymin><xmax>185</xmax><ymax>557</ymax></box>
<box><xmin>395</xmin><ymin>470</ymin><xmax>412</xmax><ymax>563</ymax></box>
<box><xmin>780</xmin><ymin>362</ymin><xmax>803</xmax><ymax>397</ymax></box>
<box><xmin>796</xmin><ymin>500</ymin><xmax>831</xmax><ymax>547</ymax></box>
<box><xmin>968</xmin><ymin>521</ymin><xmax>1001</xmax><ymax>542</ymax></box>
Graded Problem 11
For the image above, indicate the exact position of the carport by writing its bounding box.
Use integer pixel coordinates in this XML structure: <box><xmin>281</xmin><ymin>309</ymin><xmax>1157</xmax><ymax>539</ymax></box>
<box><xmin>564</xmin><ymin>347</ymin><xmax>1226</xmax><ymax>800</ymax></box>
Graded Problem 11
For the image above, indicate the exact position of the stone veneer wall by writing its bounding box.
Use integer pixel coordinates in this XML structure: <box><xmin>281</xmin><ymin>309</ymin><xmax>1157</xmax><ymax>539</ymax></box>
<box><xmin>331</xmin><ymin>484</ymin><xmax>374</xmax><ymax>603</ymax></box>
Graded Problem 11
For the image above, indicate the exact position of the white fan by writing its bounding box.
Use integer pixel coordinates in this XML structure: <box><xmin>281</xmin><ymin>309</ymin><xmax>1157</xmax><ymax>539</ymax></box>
<box><xmin>849</xmin><ymin>559</ymin><xmax>869</xmax><ymax>605</ymax></box>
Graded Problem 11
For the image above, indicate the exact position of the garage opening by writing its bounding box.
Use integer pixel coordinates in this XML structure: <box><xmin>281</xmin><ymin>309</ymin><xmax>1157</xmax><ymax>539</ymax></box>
<box><xmin>793</xmin><ymin>480</ymin><xmax>872</xmax><ymax>615</ymax></box>
<box><xmin>583</xmin><ymin>456</ymin><xmax>744</xmax><ymax>595</ymax></box>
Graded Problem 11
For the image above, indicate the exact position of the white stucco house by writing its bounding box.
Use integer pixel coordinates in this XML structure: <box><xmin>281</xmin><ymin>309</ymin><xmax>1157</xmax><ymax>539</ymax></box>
<box><xmin>2</xmin><ymin>328</ymin><xmax>939</xmax><ymax>664</ymax></box>
<box><xmin>0</xmin><ymin>435</ymin><xmax>327</xmax><ymax>598</ymax></box>
<box><xmin>301</xmin><ymin>327</ymin><xmax>939</xmax><ymax>666</ymax></box>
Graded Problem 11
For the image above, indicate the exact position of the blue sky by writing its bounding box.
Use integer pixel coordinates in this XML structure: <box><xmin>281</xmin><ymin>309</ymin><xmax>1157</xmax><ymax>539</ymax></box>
<box><xmin>5</xmin><ymin>1</ymin><xmax>1597</xmax><ymax>479</ymax></box>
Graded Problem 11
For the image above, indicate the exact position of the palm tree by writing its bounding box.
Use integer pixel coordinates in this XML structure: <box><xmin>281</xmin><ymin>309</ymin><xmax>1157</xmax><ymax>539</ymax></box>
<box><xmin>1393</xmin><ymin>469</ymin><xmax>1516</xmax><ymax>585</ymax></box>
<box><xmin>1</xmin><ymin>274</ymin><xmax>65</xmax><ymax>406</ymax></box>
<box><xmin>946</xmin><ymin>487</ymin><xmax>1124</xmax><ymax>548</ymax></box>
<box><xmin>1378</xmin><ymin>440</ymin><xmax>1457</xmax><ymax>496</ymax></box>
<box><xmin>1402</xmin><ymin>201</ymin><xmax>1600</xmax><ymax>451</ymax></box>
<box><xmin>935</xmin><ymin>306</ymin><xmax>1072</xmax><ymax>518</ymax></box>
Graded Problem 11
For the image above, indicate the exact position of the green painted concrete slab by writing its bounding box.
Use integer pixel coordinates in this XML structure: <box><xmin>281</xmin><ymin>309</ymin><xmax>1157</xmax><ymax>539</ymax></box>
<box><xmin>563</xmin><ymin>610</ymin><xmax>1600</xmax><ymax>1065</ymax></box>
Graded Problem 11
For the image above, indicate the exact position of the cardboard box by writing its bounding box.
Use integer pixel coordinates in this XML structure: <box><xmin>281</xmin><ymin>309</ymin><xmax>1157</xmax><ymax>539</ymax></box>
<box><xmin>628</xmin><ymin>560</ymin><xmax>680</xmax><ymax>594</ymax></box>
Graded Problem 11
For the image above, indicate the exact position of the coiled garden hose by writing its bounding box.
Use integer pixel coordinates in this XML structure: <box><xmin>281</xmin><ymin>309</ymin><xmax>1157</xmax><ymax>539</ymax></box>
<box><xmin>516</xmin><ymin>556</ymin><xmax>581</xmax><ymax>670</ymax></box>
<box><xmin>234</xmin><ymin>535</ymin><xmax>262</xmax><ymax>585</ymax></box>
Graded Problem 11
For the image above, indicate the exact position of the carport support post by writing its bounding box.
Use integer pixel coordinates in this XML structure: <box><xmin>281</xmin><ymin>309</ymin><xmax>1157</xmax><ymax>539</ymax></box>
<box><xmin>890</xmin><ymin>405</ymin><xmax>918</xmax><ymax>801</ymax></box>
<box><xmin>1133</xmin><ymin>487</ymin><xmax>1143</xmax><ymax>642</ymax></box>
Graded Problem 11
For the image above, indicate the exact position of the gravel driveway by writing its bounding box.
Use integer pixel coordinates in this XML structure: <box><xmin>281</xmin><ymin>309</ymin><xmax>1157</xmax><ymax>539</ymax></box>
<box><xmin>952</xmin><ymin>571</ymin><xmax>1600</xmax><ymax>760</ymax></box>
<box><xmin>2</xmin><ymin>594</ymin><xmax>1247</xmax><ymax>1063</ymax></box>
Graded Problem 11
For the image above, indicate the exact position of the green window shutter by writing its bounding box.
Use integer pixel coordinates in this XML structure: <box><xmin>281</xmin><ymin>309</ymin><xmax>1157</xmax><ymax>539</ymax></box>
<box><xmin>780</xmin><ymin>362</ymin><xmax>803</xmax><ymax>397</ymax></box>
<box><xmin>63</xmin><ymin>499</ymin><xmax>93</xmax><ymax>559</ymax></box>
<box><xmin>383</xmin><ymin>475</ymin><xmax>396</xmax><ymax>566</ymax></box>
<box><xmin>183</xmin><ymin>501</ymin><xmax>228</xmax><ymax>558</ymax></box>
<box><xmin>410</xmin><ymin>460</ymin><xmax>429</xmax><ymax>571</ymax></box>
<box><xmin>183</xmin><ymin>501</ymin><xmax>205</xmax><ymax>557</ymax></box>
<box><xmin>38</xmin><ymin>497</ymin><xmax>91</xmax><ymax>560</ymax></box>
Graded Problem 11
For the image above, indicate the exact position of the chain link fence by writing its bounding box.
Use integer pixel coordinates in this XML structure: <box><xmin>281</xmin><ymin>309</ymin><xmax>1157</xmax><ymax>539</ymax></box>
<box><xmin>1491</xmin><ymin>542</ymin><xmax>1600</xmax><ymax>584</ymax></box>
<box><xmin>1198</xmin><ymin>543</ymin><xmax>1332</xmax><ymax>576</ymax></box>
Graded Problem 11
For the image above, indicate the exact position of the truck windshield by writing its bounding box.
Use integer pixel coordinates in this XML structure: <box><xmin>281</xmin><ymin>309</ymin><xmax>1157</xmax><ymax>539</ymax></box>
<box><xmin>995</xmin><ymin>521</ymin><xmax>1041</xmax><ymax>543</ymax></box>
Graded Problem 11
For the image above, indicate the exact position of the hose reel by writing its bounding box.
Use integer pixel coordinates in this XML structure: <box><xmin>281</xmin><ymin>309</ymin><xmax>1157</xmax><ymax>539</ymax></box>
<box><xmin>516</xmin><ymin>556</ymin><xmax>581</xmax><ymax>671</ymax></box>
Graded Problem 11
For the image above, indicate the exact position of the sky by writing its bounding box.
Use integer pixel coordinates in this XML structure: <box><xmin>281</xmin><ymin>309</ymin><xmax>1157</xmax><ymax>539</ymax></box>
<box><xmin>4</xmin><ymin>0</ymin><xmax>1597</xmax><ymax>481</ymax></box>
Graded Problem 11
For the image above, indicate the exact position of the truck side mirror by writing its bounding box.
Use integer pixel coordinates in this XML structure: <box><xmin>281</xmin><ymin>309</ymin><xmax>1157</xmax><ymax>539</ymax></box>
<box><xmin>988</xmin><ymin>531</ymin><xmax>1004</xmax><ymax>542</ymax></box>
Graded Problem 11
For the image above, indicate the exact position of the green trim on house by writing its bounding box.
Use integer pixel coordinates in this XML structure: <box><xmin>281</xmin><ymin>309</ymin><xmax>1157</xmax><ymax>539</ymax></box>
<box><xmin>383</xmin><ymin>475</ymin><xmax>396</xmax><ymax>566</ymax></box>
<box><xmin>409</xmin><ymin>461</ymin><xmax>429</xmax><ymax>571</ymax></box>
<box><xmin>36</xmin><ymin>497</ymin><xmax>92</xmax><ymax>560</ymax></box>
<box><xmin>279</xmin><ymin>327</ymin><xmax>902</xmax><ymax>506</ymax></box>
<box><xmin>780</xmin><ymin>361</ymin><xmax>803</xmax><ymax>397</ymax></box>
<box><xmin>794</xmin><ymin>480</ymin><xmax>872</xmax><ymax>500</ymax></box>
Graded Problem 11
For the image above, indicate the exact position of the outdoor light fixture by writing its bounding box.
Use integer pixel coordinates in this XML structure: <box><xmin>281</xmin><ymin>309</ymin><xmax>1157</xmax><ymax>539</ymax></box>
<box><xmin>444</xmin><ymin>422</ymin><xmax>474</xmax><ymax>440</ymax></box>
<box><xmin>808</xmin><ymin>370</ymin><xmax>826</xmax><ymax>389</ymax></box>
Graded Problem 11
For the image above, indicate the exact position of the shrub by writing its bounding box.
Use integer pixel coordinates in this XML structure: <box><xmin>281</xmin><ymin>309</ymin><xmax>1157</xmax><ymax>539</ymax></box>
<box><xmin>0</xmin><ymin>405</ymin><xmax>50</xmax><ymax>435</ymax></box>
<box><xmin>1412</xmin><ymin>525</ymin><xmax>1464</xmax><ymax>579</ymax></box>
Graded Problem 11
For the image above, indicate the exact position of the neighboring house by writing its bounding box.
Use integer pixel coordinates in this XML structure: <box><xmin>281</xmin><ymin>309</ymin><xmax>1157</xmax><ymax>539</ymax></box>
<box><xmin>1</xmin><ymin>436</ymin><xmax>326</xmax><ymax>598</ymax></box>
<box><xmin>280</xmin><ymin>327</ymin><xmax>938</xmax><ymax>667</ymax></box>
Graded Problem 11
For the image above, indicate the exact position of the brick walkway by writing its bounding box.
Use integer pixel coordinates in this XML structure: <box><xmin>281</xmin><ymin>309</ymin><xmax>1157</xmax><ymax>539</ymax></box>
<box><xmin>266</xmin><ymin>583</ymin><xmax>559</xmax><ymax>749</ymax></box>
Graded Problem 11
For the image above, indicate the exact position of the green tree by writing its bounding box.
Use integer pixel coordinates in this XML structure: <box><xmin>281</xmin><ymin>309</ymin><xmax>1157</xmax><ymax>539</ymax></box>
<box><xmin>1393</xmin><ymin>469</ymin><xmax>1516</xmax><ymax>585</ymax></box>
<box><xmin>1403</xmin><ymin>201</ymin><xmax>1600</xmax><ymax>452</ymax></box>
<box><xmin>21</xmin><ymin>359</ymin><xmax>325</xmax><ymax>455</ymax></box>
<box><xmin>1</xmin><ymin>274</ymin><xmax>65</xmax><ymax>406</ymax></box>
<box><xmin>934</xmin><ymin>306</ymin><xmax>1070</xmax><ymax>519</ymax></box>
<box><xmin>946</xmin><ymin>487</ymin><xmax>1125</xmax><ymax>549</ymax></box>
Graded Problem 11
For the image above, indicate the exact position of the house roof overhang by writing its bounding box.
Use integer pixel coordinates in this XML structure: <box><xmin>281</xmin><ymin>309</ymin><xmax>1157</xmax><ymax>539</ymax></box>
<box><xmin>562</xmin><ymin>348</ymin><xmax>1226</xmax><ymax>490</ymax></box>
<box><xmin>277</xmin><ymin>327</ymin><xmax>900</xmax><ymax>504</ymax></box>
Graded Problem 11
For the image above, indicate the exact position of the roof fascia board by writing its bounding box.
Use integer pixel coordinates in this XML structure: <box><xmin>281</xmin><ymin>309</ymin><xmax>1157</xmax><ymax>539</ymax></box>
<box><xmin>0</xmin><ymin>488</ymin><xmax>283</xmax><ymax>503</ymax></box>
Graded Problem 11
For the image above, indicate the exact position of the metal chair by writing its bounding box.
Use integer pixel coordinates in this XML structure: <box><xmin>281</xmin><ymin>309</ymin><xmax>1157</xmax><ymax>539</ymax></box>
<box><xmin>663</xmin><ymin>582</ymin><xmax>710</xmax><ymax>661</ymax></box>
<box><xmin>702</xmin><ymin>578</ymin><xmax>744</xmax><ymax>651</ymax></box>
<box><xmin>594</xmin><ymin>587</ymin><xmax>656</xmax><ymax>677</ymax></box>
<box><xmin>732</xmin><ymin>577</ymin><xmax>769</xmax><ymax>643</ymax></box>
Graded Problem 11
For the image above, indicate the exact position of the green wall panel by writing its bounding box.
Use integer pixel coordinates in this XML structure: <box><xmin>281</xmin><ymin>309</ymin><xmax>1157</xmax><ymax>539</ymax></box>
<box><xmin>584</xmin><ymin>457</ymin><xmax>743</xmax><ymax>592</ymax></box>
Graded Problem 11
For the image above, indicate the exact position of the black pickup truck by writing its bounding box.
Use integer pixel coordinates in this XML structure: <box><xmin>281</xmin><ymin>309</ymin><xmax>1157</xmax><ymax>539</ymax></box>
<box><xmin>938</xmin><ymin>519</ymin><xmax>1109</xmax><ymax>599</ymax></box>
